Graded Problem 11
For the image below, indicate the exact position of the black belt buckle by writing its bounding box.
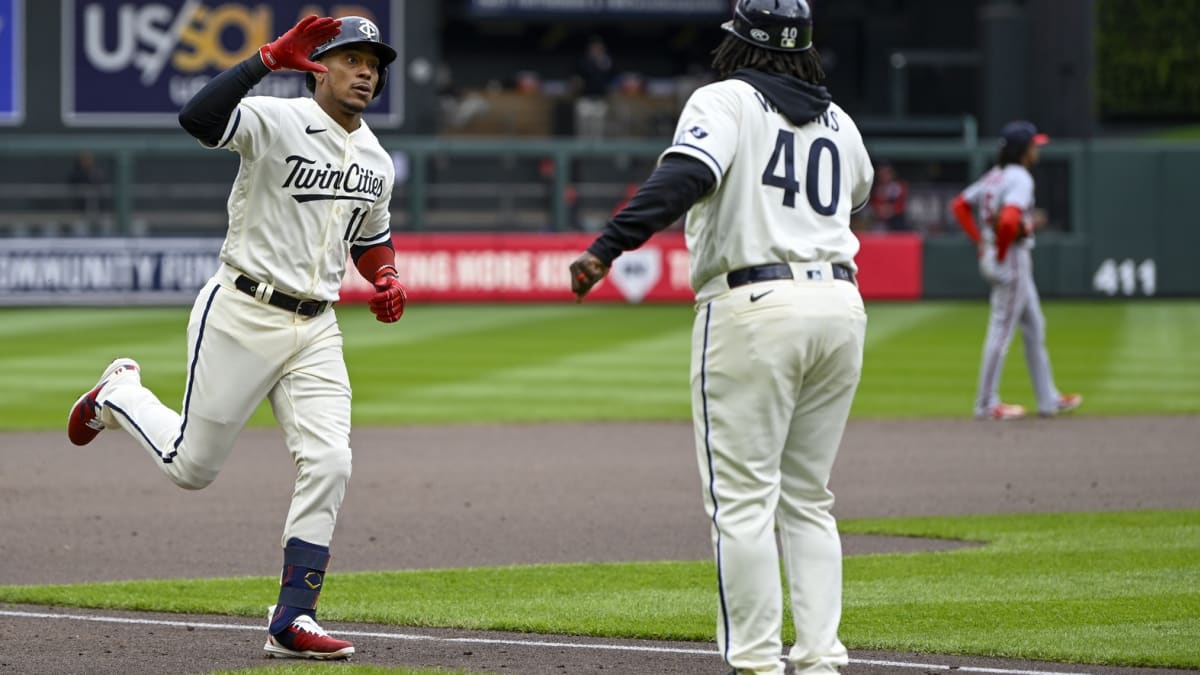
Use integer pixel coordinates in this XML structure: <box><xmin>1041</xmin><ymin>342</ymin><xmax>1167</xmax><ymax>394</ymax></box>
<box><xmin>293</xmin><ymin>299</ymin><xmax>327</xmax><ymax>317</ymax></box>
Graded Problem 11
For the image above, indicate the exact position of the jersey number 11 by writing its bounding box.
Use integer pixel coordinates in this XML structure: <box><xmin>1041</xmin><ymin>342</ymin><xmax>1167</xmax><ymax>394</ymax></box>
<box><xmin>762</xmin><ymin>130</ymin><xmax>841</xmax><ymax>216</ymax></box>
<box><xmin>343</xmin><ymin>207</ymin><xmax>368</xmax><ymax>242</ymax></box>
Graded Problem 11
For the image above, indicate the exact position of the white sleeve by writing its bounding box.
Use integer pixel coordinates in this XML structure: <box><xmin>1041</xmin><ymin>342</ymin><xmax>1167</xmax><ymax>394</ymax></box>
<box><xmin>850</xmin><ymin>133</ymin><xmax>875</xmax><ymax>214</ymax></box>
<box><xmin>216</xmin><ymin>96</ymin><xmax>281</xmax><ymax>161</ymax></box>
<box><xmin>658</xmin><ymin>84</ymin><xmax>740</xmax><ymax>191</ymax></box>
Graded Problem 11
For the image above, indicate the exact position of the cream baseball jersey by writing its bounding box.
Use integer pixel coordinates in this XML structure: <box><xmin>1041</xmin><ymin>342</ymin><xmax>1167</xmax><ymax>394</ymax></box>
<box><xmin>209</xmin><ymin>96</ymin><xmax>394</xmax><ymax>301</ymax></box>
<box><xmin>960</xmin><ymin>164</ymin><xmax>1036</xmax><ymax>249</ymax></box>
<box><xmin>663</xmin><ymin>79</ymin><xmax>874</xmax><ymax>291</ymax></box>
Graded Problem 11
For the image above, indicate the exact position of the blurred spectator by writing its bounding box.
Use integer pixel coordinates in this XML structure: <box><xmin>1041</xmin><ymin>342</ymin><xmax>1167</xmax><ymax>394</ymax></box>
<box><xmin>869</xmin><ymin>162</ymin><xmax>911</xmax><ymax>231</ymax></box>
<box><xmin>435</xmin><ymin>63</ymin><xmax>474</xmax><ymax>132</ymax></box>
<box><xmin>514</xmin><ymin>70</ymin><xmax>541</xmax><ymax>95</ymax></box>
<box><xmin>67</xmin><ymin>151</ymin><xmax>107</xmax><ymax>220</ymax></box>
<box><xmin>572</xmin><ymin>35</ymin><xmax>614</xmax><ymax>138</ymax></box>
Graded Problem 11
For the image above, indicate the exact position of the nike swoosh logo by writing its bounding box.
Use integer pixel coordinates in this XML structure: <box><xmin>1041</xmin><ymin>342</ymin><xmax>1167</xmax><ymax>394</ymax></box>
<box><xmin>749</xmin><ymin>290</ymin><xmax>774</xmax><ymax>302</ymax></box>
<box><xmin>305</xmin><ymin>126</ymin><xmax>326</xmax><ymax>134</ymax></box>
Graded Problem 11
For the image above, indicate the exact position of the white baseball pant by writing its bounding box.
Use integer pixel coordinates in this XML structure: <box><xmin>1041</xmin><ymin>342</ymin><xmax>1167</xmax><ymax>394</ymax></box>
<box><xmin>692</xmin><ymin>263</ymin><xmax>866</xmax><ymax>675</ymax></box>
<box><xmin>99</xmin><ymin>266</ymin><xmax>353</xmax><ymax>548</ymax></box>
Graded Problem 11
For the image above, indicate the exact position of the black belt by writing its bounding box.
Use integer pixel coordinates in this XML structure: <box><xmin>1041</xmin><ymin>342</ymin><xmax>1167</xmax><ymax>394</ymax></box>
<box><xmin>727</xmin><ymin>263</ymin><xmax>854</xmax><ymax>289</ymax></box>
<box><xmin>234</xmin><ymin>275</ymin><xmax>331</xmax><ymax>317</ymax></box>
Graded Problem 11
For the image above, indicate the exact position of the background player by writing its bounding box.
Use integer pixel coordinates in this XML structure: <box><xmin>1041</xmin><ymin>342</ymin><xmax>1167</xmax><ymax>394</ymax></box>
<box><xmin>951</xmin><ymin>120</ymin><xmax>1082</xmax><ymax>420</ymax></box>
<box><xmin>66</xmin><ymin>15</ymin><xmax>408</xmax><ymax>659</ymax></box>
<box><xmin>570</xmin><ymin>1</ymin><xmax>872</xmax><ymax>672</ymax></box>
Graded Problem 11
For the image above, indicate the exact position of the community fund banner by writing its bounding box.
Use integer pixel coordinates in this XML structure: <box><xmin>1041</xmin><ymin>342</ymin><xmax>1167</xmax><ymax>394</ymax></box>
<box><xmin>61</xmin><ymin>0</ymin><xmax>402</xmax><ymax>127</ymax></box>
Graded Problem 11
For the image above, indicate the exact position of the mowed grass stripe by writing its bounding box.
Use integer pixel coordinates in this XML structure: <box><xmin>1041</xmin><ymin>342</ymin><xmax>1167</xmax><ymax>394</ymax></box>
<box><xmin>855</xmin><ymin>302</ymin><xmax>985</xmax><ymax>417</ymax></box>
<box><xmin>357</xmin><ymin>310</ymin><xmax>692</xmax><ymax>423</ymax></box>
<box><xmin>365</xmin><ymin>336</ymin><xmax>690</xmax><ymax>422</ymax></box>
<box><xmin>2</xmin><ymin>300</ymin><xmax>1197</xmax><ymax>430</ymax></box>
<box><xmin>1096</xmin><ymin>302</ymin><xmax>1200</xmax><ymax>412</ymax></box>
<box><xmin>0</xmin><ymin>307</ymin><xmax>178</xmax><ymax>339</ymax></box>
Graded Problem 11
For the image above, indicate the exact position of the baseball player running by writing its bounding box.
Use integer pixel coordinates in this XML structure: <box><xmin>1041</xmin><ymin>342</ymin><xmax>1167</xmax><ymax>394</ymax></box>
<box><xmin>66</xmin><ymin>15</ymin><xmax>407</xmax><ymax>659</ymax></box>
<box><xmin>951</xmin><ymin>120</ymin><xmax>1082</xmax><ymax>420</ymax></box>
<box><xmin>571</xmin><ymin>2</ymin><xmax>872</xmax><ymax>672</ymax></box>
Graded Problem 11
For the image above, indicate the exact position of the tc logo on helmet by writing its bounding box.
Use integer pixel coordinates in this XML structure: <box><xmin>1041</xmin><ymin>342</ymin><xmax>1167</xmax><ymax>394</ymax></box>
<box><xmin>357</xmin><ymin>20</ymin><xmax>379</xmax><ymax>40</ymax></box>
<box><xmin>750</xmin><ymin>29</ymin><xmax>770</xmax><ymax>42</ymax></box>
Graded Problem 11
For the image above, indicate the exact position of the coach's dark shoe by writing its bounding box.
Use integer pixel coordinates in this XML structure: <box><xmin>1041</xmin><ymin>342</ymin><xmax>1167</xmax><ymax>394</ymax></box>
<box><xmin>263</xmin><ymin>606</ymin><xmax>354</xmax><ymax>660</ymax></box>
<box><xmin>67</xmin><ymin>358</ymin><xmax>140</xmax><ymax>446</ymax></box>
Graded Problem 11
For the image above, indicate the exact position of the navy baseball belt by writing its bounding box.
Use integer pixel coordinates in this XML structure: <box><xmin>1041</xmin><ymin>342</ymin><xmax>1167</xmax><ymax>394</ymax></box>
<box><xmin>726</xmin><ymin>262</ymin><xmax>855</xmax><ymax>288</ymax></box>
<box><xmin>234</xmin><ymin>274</ymin><xmax>331</xmax><ymax>317</ymax></box>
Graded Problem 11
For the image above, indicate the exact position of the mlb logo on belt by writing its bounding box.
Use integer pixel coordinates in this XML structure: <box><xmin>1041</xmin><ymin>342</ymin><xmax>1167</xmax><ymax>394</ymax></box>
<box><xmin>806</xmin><ymin>270</ymin><xmax>823</xmax><ymax>280</ymax></box>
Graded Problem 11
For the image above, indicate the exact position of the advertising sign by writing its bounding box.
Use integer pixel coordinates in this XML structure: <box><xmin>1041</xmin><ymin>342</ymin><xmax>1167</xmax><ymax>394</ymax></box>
<box><xmin>0</xmin><ymin>237</ymin><xmax>221</xmax><ymax>305</ymax></box>
<box><xmin>338</xmin><ymin>232</ymin><xmax>923</xmax><ymax>304</ymax></box>
<box><xmin>61</xmin><ymin>0</ymin><xmax>402</xmax><ymax>127</ymax></box>
<box><xmin>339</xmin><ymin>232</ymin><xmax>693</xmax><ymax>304</ymax></box>
<box><xmin>0</xmin><ymin>0</ymin><xmax>22</xmax><ymax>125</ymax></box>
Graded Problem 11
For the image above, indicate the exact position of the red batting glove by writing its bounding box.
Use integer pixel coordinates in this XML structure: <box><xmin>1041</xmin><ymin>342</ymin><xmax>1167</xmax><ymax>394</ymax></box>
<box><xmin>259</xmin><ymin>15</ymin><xmax>342</xmax><ymax>72</ymax></box>
<box><xmin>368</xmin><ymin>267</ymin><xmax>407</xmax><ymax>323</ymax></box>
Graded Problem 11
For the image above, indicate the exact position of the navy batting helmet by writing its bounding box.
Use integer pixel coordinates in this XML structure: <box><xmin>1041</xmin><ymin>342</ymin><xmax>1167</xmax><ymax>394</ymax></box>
<box><xmin>722</xmin><ymin>0</ymin><xmax>814</xmax><ymax>53</ymax></box>
<box><xmin>305</xmin><ymin>16</ymin><xmax>397</xmax><ymax>99</ymax></box>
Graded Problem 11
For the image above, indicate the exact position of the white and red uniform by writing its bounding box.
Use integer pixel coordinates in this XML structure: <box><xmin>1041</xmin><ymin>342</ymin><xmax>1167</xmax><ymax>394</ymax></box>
<box><xmin>959</xmin><ymin>163</ymin><xmax>1066</xmax><ymax>417</ymax></box>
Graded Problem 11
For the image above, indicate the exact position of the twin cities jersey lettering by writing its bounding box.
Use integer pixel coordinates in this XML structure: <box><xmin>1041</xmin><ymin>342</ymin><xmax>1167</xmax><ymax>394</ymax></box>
<box><xmin>211</xmin><ymin>96</ymin><xmax>394</xmax><ymax>301</ymax></box>
<box><xmin>663</xmin><ymin>79</ymin><xmax>874</xmax><ymax>291</ymax></box>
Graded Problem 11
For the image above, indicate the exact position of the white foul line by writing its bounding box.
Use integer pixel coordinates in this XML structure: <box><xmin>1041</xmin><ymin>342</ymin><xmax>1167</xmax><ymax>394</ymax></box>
<box><xmin>0</xmin><ymin>609</ymin><xmax>1095</xmax><ymax>675</ymax></box>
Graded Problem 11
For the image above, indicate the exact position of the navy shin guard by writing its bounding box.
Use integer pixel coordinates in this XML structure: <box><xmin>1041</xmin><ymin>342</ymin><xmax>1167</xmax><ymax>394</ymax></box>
<box><xmin>269</xmin><ymin>538</ymin><xmax>331</xmax><ymax>635</ymax></box>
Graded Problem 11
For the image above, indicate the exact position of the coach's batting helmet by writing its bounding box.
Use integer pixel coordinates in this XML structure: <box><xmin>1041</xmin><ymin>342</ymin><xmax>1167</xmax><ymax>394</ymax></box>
<box><xmin>722</xmin><ymin>0</ymin><xmax>814</xmax><ymax>53</ymax></box>
<box><xmin>305</xmin><ymin>16</ymin><xmax>397</xmax><ymax>99</ymax></box>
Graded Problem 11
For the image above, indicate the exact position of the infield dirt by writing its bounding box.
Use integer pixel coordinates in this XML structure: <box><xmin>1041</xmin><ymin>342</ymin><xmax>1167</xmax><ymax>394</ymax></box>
<box><xmin>2</xmin><ymin>416</ymin><xmax>1198</xmax><ymax>674</ymax></box>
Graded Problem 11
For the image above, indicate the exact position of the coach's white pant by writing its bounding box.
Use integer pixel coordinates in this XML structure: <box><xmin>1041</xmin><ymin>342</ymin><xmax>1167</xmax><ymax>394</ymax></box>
<box><xmin>692</xmin><ymin>264</ymin><xmax>865</xmax><ymax>675</ymax></box>
<box><xmin>100</xmin><ymin>268</ymin><xmax>352</xmax><ymax>548</ymax></box>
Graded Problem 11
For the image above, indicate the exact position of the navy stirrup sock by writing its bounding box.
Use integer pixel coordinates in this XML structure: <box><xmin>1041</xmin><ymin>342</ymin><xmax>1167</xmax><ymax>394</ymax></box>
<box><xmin>269</xmin><ymin>538</ymin><xmax>331</xmax><ymax>636</ymax></box>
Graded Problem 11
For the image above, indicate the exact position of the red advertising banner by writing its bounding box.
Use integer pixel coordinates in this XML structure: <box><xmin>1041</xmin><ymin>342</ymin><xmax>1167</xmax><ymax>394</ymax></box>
<box><xmin>853</xmin><ymin>232</ymin><xmax>924</xmax><ymax>299</ymax></box>
<box><xmin>339</xmin><ymin>232</ymin><xmax>922</xmax><ymax>303</ymax></box>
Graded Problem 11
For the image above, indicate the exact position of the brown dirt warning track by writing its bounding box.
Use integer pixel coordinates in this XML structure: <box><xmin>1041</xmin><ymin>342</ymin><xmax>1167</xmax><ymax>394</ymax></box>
<box><xmin>1</xmin><ymin>416</ymin><xmax>1198</xmax><ymax>674</ymax></box>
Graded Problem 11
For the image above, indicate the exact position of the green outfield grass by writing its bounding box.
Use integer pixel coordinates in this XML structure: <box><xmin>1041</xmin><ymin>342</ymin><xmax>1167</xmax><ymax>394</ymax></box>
<box><xmin>2</xmin><ymin>510</ymin><xmax>1197</xmax><ymax>668</ymax></box>
<box><xmin>0</xmin><ymin>300</ymin><xmax>1197</xmax><ymax>430</ymax></box>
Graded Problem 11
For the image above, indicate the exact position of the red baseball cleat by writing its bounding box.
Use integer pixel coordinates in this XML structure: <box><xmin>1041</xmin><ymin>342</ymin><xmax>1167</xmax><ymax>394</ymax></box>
<box><xmin>264</xmin><ymin>609</ymin><xmax>355</xmax><ymax>660</ymax></box>
<box><xmin>67</xmin><ymin>358</ymin><xmax>140</xmax><ymax>446</ymax></box>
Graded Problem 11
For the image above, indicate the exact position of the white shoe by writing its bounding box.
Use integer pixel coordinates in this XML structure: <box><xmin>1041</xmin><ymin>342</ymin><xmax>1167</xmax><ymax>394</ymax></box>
<box><xmin>975</xmin><ymin>402</ymin><xmax>1026</xmax><ymax>421</ymax></box>
<box><xmin>67</xmin><ymin>358</ymin><xmax>140</xmax><ymax>446</ymax></box>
